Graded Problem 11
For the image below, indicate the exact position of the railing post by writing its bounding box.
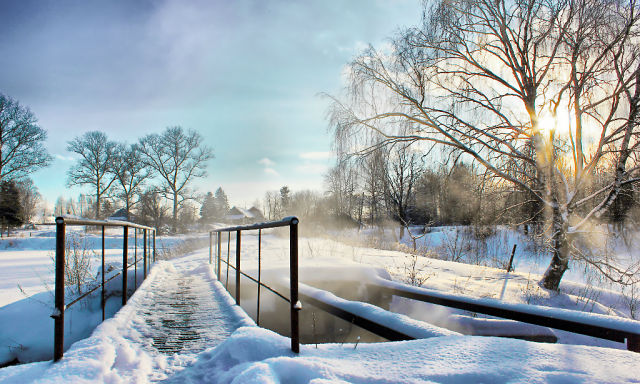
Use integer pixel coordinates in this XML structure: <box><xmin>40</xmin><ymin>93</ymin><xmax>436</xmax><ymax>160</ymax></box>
<box><xmin>101</xmin><ymin>225</ymin><xmax>105</xmax><ymax>321</ymax></box>
<box><xmin>236</xmin><ymin>230</ymin><xmax>241</xmax><ymax>305</ymax></box>
<box><xmin>257</xmin><ymin>228</ymin><xmax>262</xmax><ymax>326</ymax></box>
<box><xmin>226</xmin><ymin>233</ymin><xmax>230</xmax><ymax>290</ymax></box>
<box><xmin>629</xmin><ymin>335</ymin><xmax>640</xmax><ymax>352</ymax></box>
<box><xmin>153</xmin><ymin>230</ymin><xmax>156</xmax><ymax>262</ymax></box>
<box><xmin>53</xmin><ymin>217</ymin><xmax>66</xmax><ymax>362</ymax></box>
<box><xmin>134</xmin><ymin>228</ymin><xmax>137</xmax><ymax>288</ymax></box>
<box><xmin>290</xmin><ymin>218</ymin><xmax>300</xmax><ymax>353</ymax></box>
<box><xmin>143</xmin><ymin>229</ymin><xmax>147</xmax><ymax>278</ymax></box>
<box><xmin>122</xmin><ymin>226</ymin><xmax>128</xmax><ymax>306</ymax></box>
<box><xmin>209</xmin><ymin>232</ymin><xmax>212</xmax><ymax>264</ymax></box>
<box><xmin>217</xmin><ymin>232</ymin><xmax>221</xmax><ymax>281</ymax></box>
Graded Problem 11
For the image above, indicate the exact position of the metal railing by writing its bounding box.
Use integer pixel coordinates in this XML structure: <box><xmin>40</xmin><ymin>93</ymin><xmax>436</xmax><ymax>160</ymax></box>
<box><xmin>209</xmin><ymin>218</ymin><xmax>639</xmax><ymax>354</ymax></box>
<box><xmin>52</xmin><ymin>216</ymin><xmax>157</xmax><ymax>361</ymax></box>
<box><xmin>209</xmin><ymin>217</ymin><xmax>300</xmax><ymax>353</ymax></box>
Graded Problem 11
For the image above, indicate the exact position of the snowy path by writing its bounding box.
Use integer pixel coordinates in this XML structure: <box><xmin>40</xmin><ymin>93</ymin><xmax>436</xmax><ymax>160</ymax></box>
<box><xmin>139</xmin><ymin>269</ymin><xmax>237</xmax><ymax>355</ymax></box>
<box><xmin>0</xmin><ymin>249</ymin><xmax>254</xmax><ymax>383</ymax></box>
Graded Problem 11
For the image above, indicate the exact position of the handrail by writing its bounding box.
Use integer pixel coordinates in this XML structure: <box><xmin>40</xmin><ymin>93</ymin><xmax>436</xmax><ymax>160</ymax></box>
<box><xmin>38</xmin><ymin>217</ymin><xmax>155</xmax><ymax>231</ymax></box>
<box><xmin>210</xmin><ymin>216</ymin><xmax>300</xmax><ymax>353</ymax></box>
<box><xmin>212</xmin><ymin>216</ymin><xmax>299</xmax><ymax>232</ymax></box>
<box><xmin>57</xmin><ymin>216</ymin><xmax>155</xmax><ymax>230</ymax></box>
<box><xmin>52</xmin><ymin>216</ymin><xmax>157</xmax><ymax>361</ymax></box>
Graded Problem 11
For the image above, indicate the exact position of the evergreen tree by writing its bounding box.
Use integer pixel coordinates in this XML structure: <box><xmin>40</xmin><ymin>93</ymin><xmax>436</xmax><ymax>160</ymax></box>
<box><xmin>200</xmin><ymin>191</ymin><xmax>216</xmax><ymax>222</ymax></box>
<box><xmin>101</xmin><ymin>199</ymin><xmax>114</xmax><ymax>218</ymax></box>
<box><xmin>279</xmin><ymin>186</ymin><xmax>291</xmax><ymax>213</ymax></box>
<box><xmin>0</xmin><ymin>181</ymin><xmax>24</xmax><ymax>235</ymax></box>
<box><xmin>214</xmin><ymin>187</ymin><xmax>229</xmax><ymax>217</ymax></box>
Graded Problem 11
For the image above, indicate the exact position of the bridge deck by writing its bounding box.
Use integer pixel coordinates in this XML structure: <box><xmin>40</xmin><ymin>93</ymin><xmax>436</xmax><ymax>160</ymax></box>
<box><xmin>23</xmin><ymin>249</ymin><xmax>253</xmax><ymax>383</ymax></box>
<box><xmin>138</xmin><ymin>264</ymin><xmax>240</xmax><ymax>355</ymax></box>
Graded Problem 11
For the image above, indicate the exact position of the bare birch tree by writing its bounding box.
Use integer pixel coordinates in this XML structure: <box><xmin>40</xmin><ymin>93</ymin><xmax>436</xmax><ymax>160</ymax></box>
<box><xmin>325</xmin><ymin>160</ymin><xmax>359</xmax><ymax>220</ymax></box>
<box><xmin>360</xmin><ymin>146</ymin><xmax>387</xmax><ymax>224</ymax></box>
<box><xmin>16</xmin><ymin>178</ymin><xmax>41</xmax><ymax>223</ymax></box>
<box><xmin>0</xmin><ymin>93</ymin><xmax>52</xmax><ymax>182</ymax></box>
<box><xmin>67</xmin><ymin>131</ymin><xmax>117</xmax><ymax>219</ymax></box>
<box><xmin>113</xmin><ymin>143</ymin><xmax>151</xmax><ymax>221</ymax></box>
<box><xmin>330</xmin><ymin>0</ymin><xmax>640</xmax><ymax>290</ymax></box>
<box><xmin>384</xmin><ymin>143</ymin><xmax>423</xmax><ymax>238</ymax></box>
<box><xmin>138</xmin><ymin>126</ymin><xmax>213</xmax><ymax>233</ymax></box>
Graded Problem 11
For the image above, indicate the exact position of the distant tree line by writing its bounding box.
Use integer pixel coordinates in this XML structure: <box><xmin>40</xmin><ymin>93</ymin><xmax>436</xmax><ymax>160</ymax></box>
<box><xmin>63</xmin><ymin>127</ymin><xmax>215</xmax><ymax>233</ymax></box>
<box><xmin>0</xmin><ymin>91</ymin><xmax>237</xmax><ymax>235</ymax></box>
<box><xmin>323</xmin><ymin>147</ymin><xmax>551</xmax><ymax>232</ymax></box>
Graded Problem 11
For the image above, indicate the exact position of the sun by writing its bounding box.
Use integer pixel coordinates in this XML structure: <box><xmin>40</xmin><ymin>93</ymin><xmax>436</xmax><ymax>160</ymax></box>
<box><xmin>538</xmin><ymin>105</ymin><xmax>574</xmax><ymax>138</ymax></box>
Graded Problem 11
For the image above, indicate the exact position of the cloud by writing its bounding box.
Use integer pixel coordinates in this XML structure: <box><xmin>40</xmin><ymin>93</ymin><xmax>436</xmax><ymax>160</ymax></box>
<box><xmin>54</xmin><ymin>154</ymin><xmax>76</xmax><ymax>162</ymax></box>
<box><xmin>258</xmin><ymin>158</ymin><xmax>279</xmax><ymax>176</ymax></box>
<box><xmin>295</xmin><ymin>163</ymin><xmax>328</xmax><ymax>174</ymax></box>
<box><xmin>264</xmin><ymin>168</ymin><xmax>279</xmax><ymax>176</ymax></box>
<box><xmin>258</xmin><ymin>157</ymin><xmax>275</xmax><ymax>167</ymax></box>
<box><xmin>299</xmin><ymin>151</ymin><xmax>331</xmax><ymax>160</ymax></box>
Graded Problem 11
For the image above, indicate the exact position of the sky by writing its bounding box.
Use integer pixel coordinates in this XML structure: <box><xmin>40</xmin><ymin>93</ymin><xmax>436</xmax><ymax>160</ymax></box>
<box><xmin>0</xmin><ymin>0</ymin><xmax>421</xmax><ymax>210</ymax></box>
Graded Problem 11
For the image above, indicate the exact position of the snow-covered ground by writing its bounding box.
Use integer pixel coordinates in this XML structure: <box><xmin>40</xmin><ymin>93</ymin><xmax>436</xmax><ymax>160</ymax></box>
<box><xmin>0</xmin><ymin>227</ymin><xmax>185</xmax><ymax>307</ymax></box>
<box><xmin>0</xmin><ymin>227</ymin><xmax>187</xmax><ymax>365</ymax></box>
<box><xmin>1</xmin><ymin>245</ymin><xmax>638</xmax><ymax>383</ymax></box>
<box><xmin>1</xmin><ymin>226</ymin><xmax>639</xmax><ymax>382</ymax></box>
<box><xmin>328</xmin><ymin>224</ymin><xmax>640</xmax><ymax>286</ymax></box>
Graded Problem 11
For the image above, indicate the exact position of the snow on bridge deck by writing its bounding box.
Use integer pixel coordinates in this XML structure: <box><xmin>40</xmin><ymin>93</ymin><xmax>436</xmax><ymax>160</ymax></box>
<box><xmin>136</xmin><ymin>260</ymin><xmax>241</xmax><ymax>356</ymax></box>
<box><xmin>2</xmin><ymin>249</ymin><xmax>254</xmax><ymax>383</ymax></box>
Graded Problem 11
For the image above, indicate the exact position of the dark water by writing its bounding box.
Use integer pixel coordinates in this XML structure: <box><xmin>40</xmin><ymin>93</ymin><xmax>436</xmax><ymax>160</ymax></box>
<box><xmin>224</xmin><ymin>273</ymin><xmax>392</xmax><ymax>344</ymax></box>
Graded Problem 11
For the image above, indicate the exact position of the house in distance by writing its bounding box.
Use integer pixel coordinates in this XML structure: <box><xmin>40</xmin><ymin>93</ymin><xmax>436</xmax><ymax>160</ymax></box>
<box><xmin>225</xmin><ymin>206</ymin><xmax>265</xmax><ymax>224</ymax></box>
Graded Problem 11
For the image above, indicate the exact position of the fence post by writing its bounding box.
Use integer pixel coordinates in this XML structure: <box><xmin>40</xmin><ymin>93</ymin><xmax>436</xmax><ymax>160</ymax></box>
<box><xmin>236</xmin><ymin>230</ymin><xmax>241</xmax><ymax>305</ymax></box>
<box><xmin>217</xmin><ymin>232</ymin><xmax>221</xmax><ymax>281</ymax></box>
<box><xmin>122</xmin><ymin>226</ymin><xmax>128</xmax><ymax>306</ymax></box>
<box><xmin>101</xmin><ymin>225</ymin><xmax>105</xmax><ymax>321</ymax></box>
<box><xmin>53</xmin><ymin>217</ymin><xmax>66</xmax><ymax>361</ymax></box>
<box><xmin>507</xmin><ymin>244</ymin><xmax>517</xmax><ymax>272</ymax></box>
<box><xmin>209</xmin><ymin>232</ymin><xmax>212</xmax><ymax>264</ymax></box>
<box><xmin>143</xmin><ymin>229</ymin><xmax>147</xmax><ymax>278</ymax></box>
<box><xmin>290</xmin><ymin>218</ymin><xmax>300</xmax><ymax>353</ymax></box>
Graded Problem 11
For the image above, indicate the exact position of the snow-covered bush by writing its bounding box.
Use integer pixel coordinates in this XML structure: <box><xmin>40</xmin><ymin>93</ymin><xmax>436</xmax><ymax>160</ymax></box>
<box><xmin>51</xmin><ymin>232</ymin><xmax>97</xmax><ymax>295</ymax></box>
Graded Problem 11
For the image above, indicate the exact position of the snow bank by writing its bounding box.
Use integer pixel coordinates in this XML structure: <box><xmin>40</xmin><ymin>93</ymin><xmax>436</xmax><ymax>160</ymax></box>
<box><xmin>374</xmin><ymin>276</ymin><xmax>640</xmax><ymax>336</ymax></box>
<box><xmin>0</xmin><ymin>269</ymin><xmax>144</xmax><ymax>365</ymax></box>
<box><xmin>163</xmin><ymin>326</ymin><xmax>640</xmax><ymax>383</ymax></box>
<box><xmin>299</xmin><ymin>282</ymin><xmax>457</xmax><ymax>339</ymax></box>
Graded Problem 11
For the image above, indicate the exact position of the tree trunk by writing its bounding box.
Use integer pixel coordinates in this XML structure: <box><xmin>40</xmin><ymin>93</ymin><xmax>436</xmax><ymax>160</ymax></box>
<box><xmin>540</xmin><ymin>205</ymin><xmax>569</xmax><ymax>291</ymax></box>
<box><xmin>95</xmin><ymin>185</ymin><xmax>101</xmax><ymax>219</ymax></box>
<box><xmin>125</xmin><ymin>198</ymin><xmax>130</xmax><ymax>222</ymax></box>
<box><xmin>172</xmin><ymin>191</ymin><xmax>178</xmax><ymax>233</ymax></box>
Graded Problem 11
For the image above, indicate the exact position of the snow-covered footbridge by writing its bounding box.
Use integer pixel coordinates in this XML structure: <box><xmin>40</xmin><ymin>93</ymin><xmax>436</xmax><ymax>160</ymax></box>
<box><xmin>2</xmin><ymin>248</ymin><xmax>254</xmax><ymax>383</ymax></box>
